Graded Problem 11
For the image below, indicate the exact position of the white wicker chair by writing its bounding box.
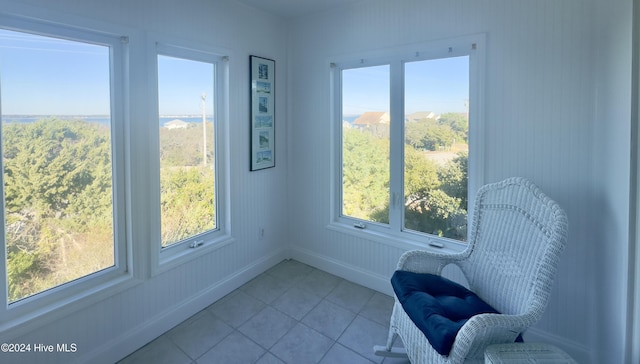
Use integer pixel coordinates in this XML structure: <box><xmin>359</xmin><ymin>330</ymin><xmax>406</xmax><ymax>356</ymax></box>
<box><xmin>375</xmin><ymin>177</ymin><xmax>568</xmax><ymax>363</ymax></box>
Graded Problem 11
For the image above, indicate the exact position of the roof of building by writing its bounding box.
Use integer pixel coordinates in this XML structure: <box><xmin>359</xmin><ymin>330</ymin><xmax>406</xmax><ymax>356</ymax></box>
<box><xmin>164</xmin><ymin>119</ymin><xmax>188</xmax><ymax>129</ymax></box>
<box><xmin>405</xmin><ymin>111</ymin><xmax>438</xmax><ymax>122</ymax></box>
<box><xmin>353</xmin><ymin>112</ymin><xmax>390</xmax><ymax>125</ymax></box>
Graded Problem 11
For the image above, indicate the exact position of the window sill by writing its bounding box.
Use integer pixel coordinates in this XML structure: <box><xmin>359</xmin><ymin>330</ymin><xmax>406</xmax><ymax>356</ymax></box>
<box><xmin>326</xmin><ymin>221</ymin><xmax>467</xmax><ymax>255</ymax></box>
<box><xmin>0</xmin><ymin>271</ymin><xmax>141</xmax><ymax>343</ymax></box>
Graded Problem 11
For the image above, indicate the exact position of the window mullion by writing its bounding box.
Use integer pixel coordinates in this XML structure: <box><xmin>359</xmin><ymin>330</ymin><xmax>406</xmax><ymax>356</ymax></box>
<box><xmin>111</xmin><ymin>36</ymin><xmax>128</xmax><ymax>272</ymax></box>
<box><xmin>467</xmin><ymin>47</ymin><xmax>484</xmax><ymax>217</ymax></box>
<box><xmin>388</xmin><ymin>60</ymin><xmax>404</xmax><ymax>231</ymax></box>
<box><xmin>330</xmin><ymin>65</ymin><xmax>342</xmax><ymax>221</ymax></box>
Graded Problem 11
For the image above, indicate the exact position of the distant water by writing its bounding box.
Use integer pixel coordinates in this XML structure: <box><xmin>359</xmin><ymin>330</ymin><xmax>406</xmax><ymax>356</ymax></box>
<box><xmin>2</xmin><ymin>115</ymin><xmax>112</xmax><ymax>124</ymax></box>
<box><xmin>343</xmin><ymin>115</ymin><xmax>359</xmax><ymax>124</ymax></box>
<box><xmin>1</xmin><ymin>116</ymin><xmax>213</xmax><ymax>126</ymax></box>
<box><xmin>158</xmin><ymin>117</ymin><xmax>213</xmax><ymax>126</ymax></box>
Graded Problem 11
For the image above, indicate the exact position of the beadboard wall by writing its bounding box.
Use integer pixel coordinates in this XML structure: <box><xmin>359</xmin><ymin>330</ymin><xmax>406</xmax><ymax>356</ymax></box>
<box><xmin>0</xmin><ymin>0</ymin><xmax>634</xmax><ymax>364</ymax></box>
<box><xmin>0</xmin><ymin>1</ymin><xmax>290</xmax><ymax>363</ymax></box>
<box><xmin>287</xmin><ymin>1</ymin><xmax>632</xmax><ymax>363</ymax></box>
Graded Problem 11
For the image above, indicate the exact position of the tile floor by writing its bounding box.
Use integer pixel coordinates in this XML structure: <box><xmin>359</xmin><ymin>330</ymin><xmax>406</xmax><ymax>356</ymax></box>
<box><xmin>118</xmin><ymin>259</ymin><xmax>409</xmax><ymax>364</ymax></box>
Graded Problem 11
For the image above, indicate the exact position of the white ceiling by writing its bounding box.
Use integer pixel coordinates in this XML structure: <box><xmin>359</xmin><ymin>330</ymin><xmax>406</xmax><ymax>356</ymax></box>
<box><xmin>235</xmin><ymin>0</ymin><xmax>365</xmax><ymax>19</ymax></box>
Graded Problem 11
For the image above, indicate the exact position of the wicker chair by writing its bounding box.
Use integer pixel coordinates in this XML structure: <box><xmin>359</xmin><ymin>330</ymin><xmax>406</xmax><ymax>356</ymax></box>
<box><xmin>375</xmin><ymin>177</ymin><xmax>568</xmax><ymax>363</ymax></box>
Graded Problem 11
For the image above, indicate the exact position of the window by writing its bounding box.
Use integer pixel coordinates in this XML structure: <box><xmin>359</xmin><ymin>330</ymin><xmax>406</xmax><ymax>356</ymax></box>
<box><xmin>341</xmin><ymin>65</ymin><xmax>391</xmax><ymax>222</ymax></box>
<box><xmin>0</xmin><ymin>23</ymin><xmax>128</xmax><ymax>308</ymax></box>
<box><xmin>403</xmin><ymin>57</ymin><xmax>470</xmax><ymax>240</ymax></box>
<box><xmin>332</xmin><ymin>37</ymin><xmax>484</xmax><ymax>248</ymax></box>
<box><xmin>157</xmin><ymin>54</ymin><xmax>216</xmax><ymax>247</ymax></box>
<box><xmin>154</xmin><ymin>43</ymin><xmax>229</xmax><ymax>268</ymax></box>
<box><xmin>0</xmin><ymin>16</ymin><xmax>231</xmax><ymax>332</ymax></box>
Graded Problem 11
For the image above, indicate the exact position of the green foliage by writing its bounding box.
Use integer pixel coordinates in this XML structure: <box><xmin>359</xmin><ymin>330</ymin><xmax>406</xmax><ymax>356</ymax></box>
<box><xmin>404</xmin><ymin>189</ymin><xmax>465</xmax><ymax>238</ymax></box>
<box><xmin>160</xmin><ymin>166</ymin><xmax>215</xmax><ymax>246</ymax></box>
<box><xmin>343</xmin><ymin>119</ymin><xmax>469</xmax><ymax>240</ymax></box>
<box><xmin>404</xmin><ymin>145</ymin><xmax>440</xmax><ymax>196</ymax></box>
<box><xmin>7</xmin><ymin>244</ymin><xmax>44</xmax><ymax>301</ymax></box>
<box><xmin>342</xmin><ymin>128</ymin><xmax>390</xmax><ymax>222</ymax></box>
<box><xmin>439</xmin><ymin>152</ymin><xmax>468</xmax><ymax>208</ymax></box>
<box><xmin>439</xmin><ymin>112</ymin><xmax>469</xmax><ymax>136</ymax></box>
<box><xmin>4</xmin><ymin>119</ymin><xmax>112</xmax><ymax>221</ymax></box>
<box><xmin>405</xmin><ymin>113</ymin><xmax>468</xmax><ymax>151</ymax></box>
<box><xmin>3</xmin><ymin>118</ymin><xmax>216</xmax><ymax>300</ymax></box>
<box><xmin>3</xmin><ymin>119</ymin><xmax>114</xmax><ymax>301</ymax></box>
<box><xmin>159</xmin><ymin>122</ymin><xmax>213</xmax><ymax>167</ymax></box>
<box><xmin>159</xmin><ymin>121</ymin><xmax>216</xmax><ymax>246</ymax></box>
<box><xmin>403</xmin><ymin>146</ymin><xmax>467</xmax><ymax>239</ymax></box>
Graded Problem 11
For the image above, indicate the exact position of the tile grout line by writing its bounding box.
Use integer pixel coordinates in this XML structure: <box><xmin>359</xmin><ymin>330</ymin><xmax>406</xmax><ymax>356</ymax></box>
<box><xmin>118</xmin><ymin>260</ymin><xmax>400</xmax><ymax>364</ymax></box>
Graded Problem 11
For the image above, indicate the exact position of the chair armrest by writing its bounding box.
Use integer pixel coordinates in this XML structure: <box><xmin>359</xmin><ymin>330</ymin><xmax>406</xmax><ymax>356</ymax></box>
<box><xmin>396</xmin><ymin>249</ymin><xmax>468</xmax><ymax>275</ymax></box>
<box><xmin>450</xmin><ymin>313</ymin><xmax>534</xmax><ymax>361</ymax></box>
<box><xmin>463</xmin><ymin>312</ymin><xmax>532</xmax><ymax>336</ymax></box>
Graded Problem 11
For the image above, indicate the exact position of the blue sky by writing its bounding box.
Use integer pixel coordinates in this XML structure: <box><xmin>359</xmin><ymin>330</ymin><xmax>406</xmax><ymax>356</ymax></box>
<box><xmin>1</xmin><ymin>27</ymin><xmax>466</xmax><ymax>117</ymax></box>
<box><xmin>157</xmin><ymin>55</ymin><xmax>214</xmax><ymax>116</ymax></box>
<box><xmin>0</xmin><ymin>29</ymin><xmax>111</xmax><ymax>115</ymax></box>
<box><xmin>342</xmin><ymin>56</ymin><xmax>469</xmax><ymax>116</ymax></box>
<box><xmin>0</xmin><ymin>28</ymin><xmax>214</xmax><ymax>116</ymax></box>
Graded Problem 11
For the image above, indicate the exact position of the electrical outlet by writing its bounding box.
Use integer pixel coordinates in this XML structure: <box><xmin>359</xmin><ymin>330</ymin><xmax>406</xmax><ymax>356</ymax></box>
<box><xmin>258</xmin><ymin>227</ymin><xmax>265</xmax><ymax>240</ymax></box>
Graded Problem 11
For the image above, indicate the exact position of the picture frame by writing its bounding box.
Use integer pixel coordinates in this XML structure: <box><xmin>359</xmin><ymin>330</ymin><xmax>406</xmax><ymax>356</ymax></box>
<box><xmin>250</xmin><ymin>55</ymin><xmax>275</xmax><ymax>171</ymax></box>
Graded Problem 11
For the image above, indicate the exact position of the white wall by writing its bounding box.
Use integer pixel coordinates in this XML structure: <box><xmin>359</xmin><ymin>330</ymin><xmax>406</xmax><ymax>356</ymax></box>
<box><xmin>0</xmin><ymin>0</ymin><xmax>634</xmax><ymax>363</ymax></box>
<box><xmin>287</xmin><ymin>0</ymin><xmax>632</xmax><ymax>363</ymax></box>
<box><xmin>0</xmin><ymin>0</ymin><xmax>290</xmax><ymax>363</ymax></box>
<box><xmin>593</xmin><ymin>0</ymin><xmax>634</xmax><ymax>362</ymax></box>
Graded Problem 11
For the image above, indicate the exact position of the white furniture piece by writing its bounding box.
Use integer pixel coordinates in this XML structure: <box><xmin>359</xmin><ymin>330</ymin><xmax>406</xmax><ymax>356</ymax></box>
<box><xmin>484</xmin><ymin>343</ymin><xmax>577</xmax><ymax>363</ymax></box>
<box><xmin>375</xmin><ymin>177</ymin><xmax>568</xmax><ymax>364</ymax></box>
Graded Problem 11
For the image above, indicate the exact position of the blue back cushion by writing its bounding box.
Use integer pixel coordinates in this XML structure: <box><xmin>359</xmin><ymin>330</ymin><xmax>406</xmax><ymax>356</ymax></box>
<box><xmin>391</xmin><ymin>270</ymin><xmax>501</xmax><ymax>356</ymax></box>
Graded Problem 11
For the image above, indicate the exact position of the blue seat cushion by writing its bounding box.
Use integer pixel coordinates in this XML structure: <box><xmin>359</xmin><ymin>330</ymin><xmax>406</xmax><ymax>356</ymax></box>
<box><xmin>391</xmin><ymin>270</ymin><xmax>503</xmax><ymax>356</ymax></box>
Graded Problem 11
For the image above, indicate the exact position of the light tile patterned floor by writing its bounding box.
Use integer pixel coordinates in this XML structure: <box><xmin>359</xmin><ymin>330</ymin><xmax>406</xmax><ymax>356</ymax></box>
<box><xmin>118</xmin><ymin>260</ymin><xmax>408</xmax><ymax>364</ymax></box>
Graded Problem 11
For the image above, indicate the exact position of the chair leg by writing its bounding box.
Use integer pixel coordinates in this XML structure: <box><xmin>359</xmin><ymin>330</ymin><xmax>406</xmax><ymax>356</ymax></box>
<box><xmin>386</xmin><ymin>330</ymin><xmax>398</xmax><ymax>350</ymax></box>
<box><xmin>373</xmin><ymin>329</ymin><xmax>408</xmax><ymax>358</ymax></box>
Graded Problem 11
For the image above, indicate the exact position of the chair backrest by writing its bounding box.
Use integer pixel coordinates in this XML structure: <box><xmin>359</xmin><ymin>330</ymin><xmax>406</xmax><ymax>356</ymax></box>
<box><xmin>458</xmin><ymin>177</ymin><xmax>568</xmax><ymax>317</ymax></box>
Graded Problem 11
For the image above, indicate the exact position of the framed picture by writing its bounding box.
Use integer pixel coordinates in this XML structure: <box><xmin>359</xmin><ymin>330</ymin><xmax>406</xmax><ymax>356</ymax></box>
<box><xmin>250</xmin><ymin>55</ymin><xmax>275</xmax><ymax>171</ymax></box>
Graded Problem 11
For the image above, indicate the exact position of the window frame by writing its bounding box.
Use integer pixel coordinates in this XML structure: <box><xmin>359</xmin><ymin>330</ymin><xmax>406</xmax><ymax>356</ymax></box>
<box><xmin>150</xmin><ymin>41</ymin><xmax>233</xmax><ymax>275</ymax></box>
<box><xmin>0</xmin><ymin>16</ymin><xmax>134</xmax><ymax>329</ymax></box>
<box><xmin>329</xmin><ymin>35</ymin><xmax>485</xmax><ymax>253</ymax></box>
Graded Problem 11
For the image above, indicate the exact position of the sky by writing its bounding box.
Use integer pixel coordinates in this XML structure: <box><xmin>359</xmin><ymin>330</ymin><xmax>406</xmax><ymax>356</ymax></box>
<box><xmin>0</xmin><ymin>28</ymin><xmax>214</xmax><ymax>116</ymax></box>
<box><xmin>157</xmin><ymin>55</ymin><xmax>215</xmax><ymax>116</ymax></box>
<box><xmin>342</xmin><ymin>56</ymin><xmax>469</xmax><ymax>116</ymax></box>
<box><xmin>0</xmin><ymin>28</ymin><xmax>111</xmax><ymax>115</ymax></box>
<box><xmin>0</xmin><ymin>27</ymin><xmax>466</xmax><ymax>117</ymax></box>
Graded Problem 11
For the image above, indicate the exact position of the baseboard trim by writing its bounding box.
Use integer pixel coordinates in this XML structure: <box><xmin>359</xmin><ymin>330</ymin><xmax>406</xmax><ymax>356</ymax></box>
<box><xmin>290</xmin><ymin>246</ymin><xmax>394</xmax><ymax>296</ymax></box>
<box><xmin>82</xmin><ymin>248</ymin><xmax>288</xmax><ymax>364</ymax></box>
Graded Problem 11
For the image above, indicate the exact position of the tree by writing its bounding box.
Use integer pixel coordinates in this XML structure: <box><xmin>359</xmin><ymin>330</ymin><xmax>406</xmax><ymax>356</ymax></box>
<box><xmin>405</xmin><ymin>118</ymin><xmax>465</xmax><ymax>151</ymax></box>
<box><xmin>159</xmin><ymin>122</ymin><xmax>214</xmax><ymax>167</ymax></box>
<box><xmin>3</xmin><ymin>117</ymin><xmax>218</xmax><ymax>300</ymax></box>
<box><xmin>4</xmin><ymin>119</ymin><xmax>112</xmax><ymax>221</ymax></box>
<box><xmin>342</xmin><ymin>127</ymin><xmax>390</xmax><ymax>222</ymax></box>
<box><xmin>3</xmin><ymin>119</ymin><xmax>114</xmax><ymax>301</ymax></box>
<box><xmin>159</xmin><ymin>121</ymin><xmax>216</xmax><ymax>246</ymax></box>
<box><xmin>403</xmin><ymin>146</ymin><xmax>467</xmax><ymax>239</ymax></box>
<box><xmin>439</xmin><ymin>152</ymin><xmax>468</xmax><ymax>208</ymax></box>
<box><xmin>404</xmin><ymin>144</ymin><xmax>440</xmax><ymax>201</ymax></box>
<box><xmin>343</xmin><ymin>122</ymin><xmax>469</xmax><ymax>240</ymax></box>
<box><xmin>160</xmin><ymin>166</ymin><xmax>215</xmax><ymax>246</ymax></box>
<box><xmin>439</xmin><ymin>112</ymin><xmax>468</xmax><ymax>138</ymax></box>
